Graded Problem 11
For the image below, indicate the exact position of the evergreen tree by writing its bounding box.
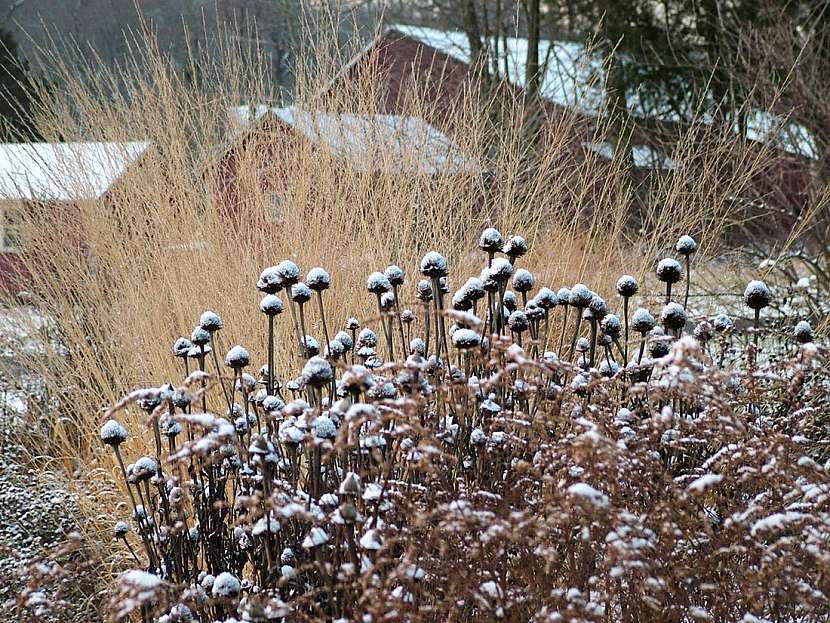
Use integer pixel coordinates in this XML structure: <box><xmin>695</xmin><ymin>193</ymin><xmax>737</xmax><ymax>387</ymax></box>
<box><xmin>0</xmin><ymin>27</ymin><xmax>40</xmax><ymax>142</ymax></box>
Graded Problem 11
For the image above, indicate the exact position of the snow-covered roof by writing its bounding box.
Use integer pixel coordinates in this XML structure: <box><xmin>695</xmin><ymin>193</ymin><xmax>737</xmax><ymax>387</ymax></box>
<box><xmin>389</xmin><ymin>23</ymin><xmax>817</xmax><ymax>159</ymax></box>
<box><xmin>230</xmin><ymin>105</ymin><xmax>476</xmax><ymax>175</ymax></box>
<box><xmin>0</xmin><ymin>142</ymin><xmax>150</xmax><ymax>202</ymax></box>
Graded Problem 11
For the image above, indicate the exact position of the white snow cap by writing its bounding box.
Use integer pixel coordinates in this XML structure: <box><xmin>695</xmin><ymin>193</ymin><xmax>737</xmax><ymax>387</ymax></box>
<box><xmin>0</xmin><ymin>142</ymin><xmax>150</xmax><ymax>201</ymax></box>
<box><xmin>211</xmin><ymin>571</ymin><xmax>241</xmax><ymax>598</ymax></box>
<box><xmin>567</xmin><ymin>482</ymin><xmax>610</xmax><ymax>508</ymax></box>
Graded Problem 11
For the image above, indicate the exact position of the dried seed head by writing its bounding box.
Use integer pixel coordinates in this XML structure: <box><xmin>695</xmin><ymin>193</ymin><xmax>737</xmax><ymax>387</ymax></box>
<box><xmin>415</xmin><ymin>279</ymin><xmax>434</xmax><ymax>301</ymax></box>
<box><xmin>262</xmin><ymin>395</ymin><xmax>285</xmax><ymax>413</ymax></box>
<box><xmin>305</xmin><ymin>267</ymin><xmax>331</xmax><ymax>291</ymax></box>
<box><xmin>478</xmin><ymin>227</ymin><xmax>503</xmax><ymax>252</ymax></box>
<box><xmin>100</xmin><ymin>419</ymin><xmax>128</xmax><ymax>446</ymax></box>
<box><xmin>676</xmin><ymin>234</ymin><xmax>698</xmax><ymax>255</ymax></box>
<box><xmin>384</xmin><ymin>264</ymin><xmax>405</xmax><ymax>286</ymax></box>
<box><xmin>601</xmin><ymin>314</ymin><xmax>622</xmax><ymax>340</ymax></box>
<box><xmin>345</xmin><ymin>317</ymin><xmax>360</xmax><ymax>331</ymax></box>
<box><xmin>199</xmin><ymin>311</ymin><xmax>223</xmax><ymax>333</ymax></box>
<box><xmin>113</xmin><ymin>520</ymin><xmax>130</xmax><ymax>538</ymax></box>
<box><xmin>410</xmin><ymin>338</ymin><xmax>426</xmax><ymax>356</ymax></box>
<box><xmin>401</xmin><ymin>309</ymin><xmax>415</xmax><ymax>323</ymax></box>
<box><xmin>744</xmin><ymin>280</ymin><xmax>771</xmax><ymax>310</ymax></box>
<box><xmin>225</xmin><ymin>345</ymin><xmax>251</xmax><ymax>369</ymax></box>
<box><xmin>302</xmin><ymin>356</ymin><xmax>334</xmax><ymax>388</ymax></box>
<box><xmin>313</xmin><ymin>415</ymin><xmax>337</xmax><ymax>439</ymax></box>
<box><xmin>503</xmin><ymin>291</ymin><xmax>517</xmax><ymax>312</ymax></box>
<box><xmin>794</xmin><ymin>320</ymin><xmax>814</xmax><ymax>344</ymax></box>
<box><xmin>300</xmin><ymin>335</ymin><xmax>320</xmax><ymax>357</ymax></box>
<box><xmin>568</xmin><ymin>284</ymin><xmax>592</xmax><ymax>308</ymax></box>
<box><xmin>334</xmin><ymin>330</ymin><xmax>354</xmax><ymax>351</ymax></box>
<box><xmin>631</xmin><ymin>308</ymin><xmax>656</xmax><ymax>334</ymax></box>
<box><xmin>503</xmin><ymin>235</ymin><xmax>528</xmax><ymax>259</ymax></box>
<box><xmin>693</xmin><ymin>320</ymin><xmax>713</xmax><ymax>342</ymax></box>
<box><xmin>480</xmin><ymin>268</ymin><xmax>499</xmax><ymax>292</ymax></box>
<box><xmin>488</xmin><ymin>257</ymin><xmax>513</xmax><ymax>282</ymax></box>
<box><xmin>187</xmin><ymin>344</ymin><xmax>209</xmax><ymax>358</ymax></box>
<box><xmin>259</xmin><ymin>294</ymin><xmax>284</xmax><ymax>316</ymax></box>
<box><xmin>357</xmin><ymin>328</ymin><xmax>378</xmax><ymax>349</ymax></box>
<box><xmin>172</xmin><ymin>337</ymin><xmax>192</xmax><ymax>358</ymax></box>
<box><xmin>257</xmin><ymin>267</ymin><xmax>282</xmax><ymax>294</ymax></box>
<box><xmin>212</xmin><ymin>572</ymin><xmax>241</xmax><ymax>599</ymax></box>
<box><xmin>525</xmin><ymin>300</ymin><xmax>544</xmax><ymax>321</ymax></box>
<box><xmin>419</xmin><ymin>251</ymin><xmax>448</xmax><ymax>278</ymax></box>
<box><xmin>132</xmin><ymin>456</ymin><xmax>158</xmax><ymax>481</ymax></box>
<box><xmin>275</xmin><ymin>260</ymin><xmax>300</xmax><ymax>287</ymax></box>
<box><xmin>451</xmin><ymin>288</ymin><xmax>473</xmax><ymax>311</ymax></box>
<box><xmin>452</xmin><ymin>328</ymin><xmax>481</xmax><ymax>349</ymax></box>
<box><xmin>535</xmin><ymin>287</ymin><xmax>558</xmax><ymax>309</ymax></box>
<box><xmin>713</xmin><ymin>313</ymin><xmax>733</xmax><ymax>333</ymax></box>
<box><xmin>661</xmin><ymin>302</ymin><xmax>687</xmax><ymax>330</ymax></box>
<box><xmin>648</xmin><ymin>328</ymin><xmax>670</xmax><ymax>358</ymax></box>
<box><xmin>380</xmin><ymin>291</ymin><xmax>396</xmax><ymax>311</ymax></box>
<box><xmin>463</xmin><ymin>277</ymin><xmax>485</xmax><ymax>301</ymax></box>
<box><xmin>575</xmin><ymin>337</ymin><xmax>590</xmax><ymax>353</ymax></box>
<box><xmin>557</xmin><ymin>287</ymin><xmax>571</xmax><ymax>305</ymax></box>
<box><xmin>588</xmin><ymin>295</ymin><xmax>608</xmax><ymax>318</ymax></box>
<box><xmin>616</xmin><ymin>275</ymin><xmax>639</xmax><ymax>298</ymax></box>
<box><xmin>190</xmin><ymin>327</ymin><xmax>210</xmax><ymax>346</ymax></box>
<box><xmin>512</xmin><ymin>268</ymin><xmax>535</xmax><ymax>293</ymax></box>
<box><xmin>367</xmin><ymin>271</ymin><xmax>392</xmax><ymax>294</ymax></box>
<box><xmin>507</xmin><ymin>310</ymin><xmax>529</xmax><ymax>333</ymax></box>
<box><xmin>290</xmin><ymin>282</ymin><xmax>312</xmax><ymax>304</ymax></box>
<box><xmin>656</xmin><ymin>258</ymin><xmax>682</xmax><ymax>284</ymax></box>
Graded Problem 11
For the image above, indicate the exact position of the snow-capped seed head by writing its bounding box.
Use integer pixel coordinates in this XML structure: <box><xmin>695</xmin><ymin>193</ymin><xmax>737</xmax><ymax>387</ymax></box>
<box><xmin>451</xmin><ymin>288</ymin><xmax>472</xmax><ymax>311</ymax></box>
<box><xmin>794</xmin><ymin>320</ymin><xmax>814</xmax><ymax>344</ymax></box>
<box><xmin>172</xmin><ymin>337</ymin><xmax>192</xmax><ymax>358</ymax></box>
<box><xmin>661</xmin><ymin>302</ymin><xmax>687</xmax><ymax>330</ymax></box>
<box><xmin>464</xmin><ymin>277</ymin><xmax>485</xmax><ymax>301</ymax></box>
<box><xmin>313</xmin><ymin>415</ymin><xmax>337</xmax><ymax>439</ymax></box>
<box><xmin>452</xmin><ymin>328</ymin><xmax>481</xmax><ymax>349</ymax></box>
<box><xmin>380</xmin><ymin>291</ymin><xmax>396</xmax><ymax>311</ymax></box>
<box><xmin>190</xmin><ymin>326</ymin><xmax>210</xmax><ymax>346</ymax></box>
<box><xmin>384</xmin><ymin>265</ymin><xmax>405</xmax><ymax>287</ymax></box>
<box><xmin>415</xmin><ymin>279</ymin><xmax>433</xmax><ymax>301</ymax></box>
<box><xmin>259</xmin><ymin>294</ymin><xmax>284</xmax><ymax>316</ymax></box>
<box><xmin>113</xmin><ymin>520</ymin><xmax>130</xmax><ymax>538</ymax></box>
<box><xmin>410</xmin><ymin>337</ymin><xmax>426</xmax><ymax>355</ymax></box>
<box><xmin>744</xmin><ymin>280</ymin><xmax>771</xmax><ymax>310</ymax></box>
<box><xmin>507</xmin><ymin>310</ymin><xmax>529</xmax><ymax>333</ymax></box>
<box><xmin>557</xmin><ymin>287</ymin><xmax>571</xmax><ymax>305</ymax></box>
<box><xmin>401</xmin><ymin>309</ymin><xmax>415</xmax><ymax>323</ymax></box>
<box><xmin>199</xmin><ymin>311</ymin><xmax>223</xmax><ymax>332</ymax></box>
<box><xmin>480</xmin><ymin>268</ymin><xmax>499</xmax><ymax>292</ymax></box>
<box><xmin>187</xmin><ymin>344</ymin><xmax>209</xmax><ymax>358</ymax></box>
<box><xmin>340</xmin><ymin>472</ymin><xmax>361</xmax><ymax>495</ymax></box>
<box><xmin>616</xmin><ymin>275</ymin><xmax>639</xmax><ymax>298</ymax></box>
<box><xmin>225</xmin><ymin>345</ymin><xmax>251</xmax><ymax>369</ymax></box>
<box><xmin>335</xmin><ymin>330</ymin><xmax>354</xmax><ymax>351</ymax></box>
<box><xmin>367</xmin><ymin>271</ymin><xmax>392</xmax><ymax>294</ymax></box>
<box><xmin>299</xmin><ymin>335</ymin><xmax>320</xmax><ymax>357</ymax></box>
<box><xmin>290</xmin><ymin>282</ymin><xmax>312</xmax><ymax>304</ymax></box>
<box><xmin>656</xmin><ymin>258</ymin><xmax>682</xmax><ymax>284</ymax></box>
<box><xmin>345</xmin><ymin>317</ymin><xmax>360</xmax><ymax>331</ymax></box>
<box><xmin>631</xmin><ymin>308</ymin><xmax>656</xmax><ymax>334</ymax></box>
<box><xmin>160</xmin><ymin>416</ymin><xmax>182</xmax><ymax>438</ymax></box>
<box><xmin>694</xmin><ymin>320</ymin><xmax>713</xmax><ymax>342</ymax></box>
<box><xmin>568</xmin><ymin>284</ymin><xmax>592</xmax><ymax>308</ymax></box>
<box><xmin>503</xmin><ymin>235</ymin><xmax>528</xmax><ymax>258</ymax></box>
<box><xmin>262</xmin><ymin>395</ymin><xmax>285</xmax><ymax>413</ymax></box>
<box><xmin>305</xmin><ymin>267</ymin><xmax>331</xmax><ymax>291</ymax></box>
<box><xmin>713</xmin><ymin>313</ymin><xmax>733</xmax><ymax>333</ymax></box>
<box><xmin>601</xmin><ymin>314</ymin><xmax>622</xmax><ymax>339</ymax></box>
<box><xmin>478</xmin><ymin>227</ymin><xmax>503</xmax><ymax>252</ymax></box>
<box><xmin>257</xmin><ymin>266</ymin><xmax>282</xmax><ymax>294</ymax></box>
<box><xmin>575</xmin><ymin>337</ymin><xmax>590</xmax><ymax>353</ymax></box>
<box><xmin>599</xmin><ymin>359</ymin><xmax>620</xmax><ymax>378</ymax></box>
<box><xmin>525</xmin><ymin>300</ymin><xmax>544</xmax><ymax>321</ymax></box>
<box><xmin>100</xmin><ymin>419</ymin><xmax>128</xmax><ymax>447</ymax></box>
<box><xmin>535</xmin><ymin>287</ymin><xmax>558</xmax><ymax>309</ymax></box>
<box><xmin>648</xmin><ymin>329</ymin><xmax>670</xmax><ymax>358</ymax></box>
<box><xmin>512</xmin><ymin>268</ymin><xmax>535</xmax><ymax>293</ymax></box>
<box><xmin>420</xmin><ymin>251</ymin><xmax>448</xmax><ymax>278</ymax></box>
<box><xmin>132</xmin><ymin>456</ymin><xmax>158</xmax><ymax>481</ymax></box>
<box><xmin>275</xmin><ymin>260</ymin><xmax>300</xmax><ymax>287</ymax></box>
<box><xmin>588</xmin><ymin>295</ymin><xmax>607</xmax><ymax>318</ymax></box>
<box><xmin>212</xmin><ymin>572</ymin><xmax>241</xmax><ymax>599</ymax></box>
<box><xmin>326</xmin><ymin>339</ymin><xmax>346</xmax><ymax>359</ymax></box>
<box><xmin>488</xmin><ymin>257</ymin><xmax>513</xmax><ymax>282</ymax></box>
<box><xmin>676</xmin><ymin>234</ymin><xmax>698</xmax><ymax>255</ymax></box>
<box><xmin>357</xmin><ymin>328</ymin><xmax>378</xmax><ymax>348</ymax></box>
<box><xmin>302</xmin><ymin>356</ymin><xmax>333</xmax><ymax>388</ymax></box>
<box><xmin>502</xmin><ymin>291</ymin><xmax>517</xmax><ymax>312</ymax></box>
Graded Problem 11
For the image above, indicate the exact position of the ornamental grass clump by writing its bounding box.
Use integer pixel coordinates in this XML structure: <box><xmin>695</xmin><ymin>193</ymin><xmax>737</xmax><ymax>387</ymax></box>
<box><xmin>91</xmin><ymin>228</ymin><xmax>830</xmax><ymax>623</ymax></box>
